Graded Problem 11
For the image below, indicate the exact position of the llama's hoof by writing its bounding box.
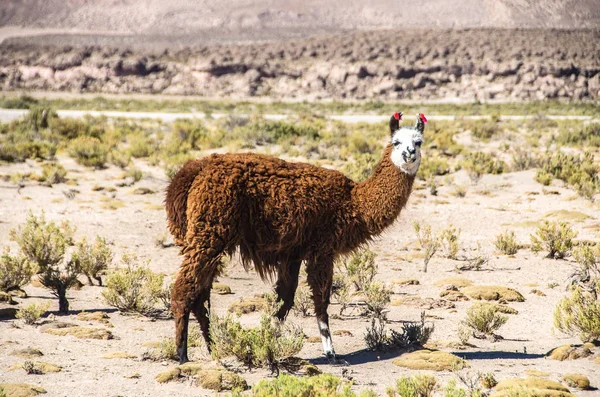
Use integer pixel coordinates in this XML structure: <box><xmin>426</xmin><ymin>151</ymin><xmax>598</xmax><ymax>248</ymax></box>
<box><xmin>325</xmin><ymin>352</ymin><xmax>349</xmax><ymax>366</ymax></box>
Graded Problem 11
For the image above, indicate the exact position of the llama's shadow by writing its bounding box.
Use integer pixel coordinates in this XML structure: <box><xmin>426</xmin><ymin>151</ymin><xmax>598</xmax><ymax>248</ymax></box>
<box><xmin>453</xmin><ymin>351</ymin><xmax>545</xmax><ymax>360</ymax></box>
<box><xmin>308</xmin><ymin>348</ymin><xmax>545</xmax><ymax>366</ymax></box>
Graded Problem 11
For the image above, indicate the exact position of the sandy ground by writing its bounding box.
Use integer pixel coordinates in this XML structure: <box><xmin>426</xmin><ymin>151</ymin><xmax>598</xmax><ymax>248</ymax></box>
<box><xmin>1</xmin><ymin>148</ymin><xmax>600</xmax><ymax>395</ymax></box>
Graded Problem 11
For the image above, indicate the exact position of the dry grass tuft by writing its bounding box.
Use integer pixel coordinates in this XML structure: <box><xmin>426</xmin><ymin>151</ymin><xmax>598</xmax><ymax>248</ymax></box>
<box><xmin>492</xmin><ymin>377</ymin><xmax>575</xmax><ymax>397</ymax></box>
<box><xmin>0</xmin><ymin>383</ymin><xmax>47</xmax><ymax>397</ymax></box>
<box><xmin>461</xmin><ymin>286</ymin><xmax>525</xmax><ymax>302</ymax></box>
<box><xmin>101</xmin><ymin>352</ymin><xmax>136</xmax><ymax>359</ymax></box>
<box><xmin>9</xmin><ymin>361</ymin><xmax>61</xmax><ymax>374</ymax></box>
<box><xmin>561</xmin><ymin>374</ymin><xmax>590</xmax><ymax>390</ymax></box>
<box><xmin>43</xmin><ymin>326</ymin><xmax>113</xmax><ymax>340</ymax></box>
<box><xmin>392</xmin><ymin>349</ymin><xmax>465</xmax><ymax>371</ymax></box>
<box><xmin>434</xmin><ymin>277</ymin><xmax>473</xmax><ymax>288</ymax></box>
<box><xmin>227</xmin><ymin>296</ymin><xmax>265</xmax><ymax>314</ymax></box>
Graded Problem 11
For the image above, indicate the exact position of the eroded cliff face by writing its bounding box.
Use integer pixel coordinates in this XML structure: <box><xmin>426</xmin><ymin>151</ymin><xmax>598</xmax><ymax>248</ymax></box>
<box><xmin>1</xmin><ymin>29</ymin><xmax>599</xmax><ymax>101</ymax></box>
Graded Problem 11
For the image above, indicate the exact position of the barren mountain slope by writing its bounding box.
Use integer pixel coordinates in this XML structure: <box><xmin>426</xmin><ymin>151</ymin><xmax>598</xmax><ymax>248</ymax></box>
<box><xmin>1</xmin><ymin>0</ymin><xmax>598</xmax><ymax>46</ymax></box>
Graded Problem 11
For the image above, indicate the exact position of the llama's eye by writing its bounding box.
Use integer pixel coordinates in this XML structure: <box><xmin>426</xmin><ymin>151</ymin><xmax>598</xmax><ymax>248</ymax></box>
<box><xmin>414</xmin><ymin>140</ymin><xmax>422</xmax><ymax>147</ymax></box>
<box><xmin>393</xmin><ymin>141</ymin><xmax>401</xmax><ymax>147</ymax></box>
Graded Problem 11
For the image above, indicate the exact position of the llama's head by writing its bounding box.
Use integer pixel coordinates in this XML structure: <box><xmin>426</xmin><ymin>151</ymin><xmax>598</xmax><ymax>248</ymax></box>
<box><xmin>389</xmin><ymin>112</ymin><xmax>426</xmax><ymax>175</ymax></box>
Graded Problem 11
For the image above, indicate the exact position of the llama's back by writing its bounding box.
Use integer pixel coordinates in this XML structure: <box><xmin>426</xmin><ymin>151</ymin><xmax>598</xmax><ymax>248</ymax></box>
<box><xmin>166</xmin><ymin>153</ymin><xmax>356</xmax><ymax>257</ymax></box>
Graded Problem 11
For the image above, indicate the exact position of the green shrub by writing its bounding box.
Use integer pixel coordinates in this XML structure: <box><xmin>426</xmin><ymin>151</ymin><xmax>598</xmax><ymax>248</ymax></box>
<box><xmin>232</xmin><ymin>118</ymin><xmax>321</xmax><ymax>147</ymax></box>
<box><xmin>68</xmin><ymin>136</ymin><xmax>108</xmax><ymax>168</ymax></box>
<box><xmin>10</xmin><ymin>212</ymin><xmax>78</xmax><ymax>313</ymax></box>
<box><xmin>0</xmin><ymin>94</ymin><xmax>39</xmax><ymax>109</ymax></box>
<box><xmin>572</xmin><ymin>245</ymin><xmax>600</xmax><ymax>282</ymax></box>
<box><xmin>102</xmin><ymin>254</ymin><xmax>166</xmax><ymax>316</ymax></box>
<box><xmin>444</xmin><ymin>379</ymin><xmax>467</xmax><ymax>397</ymax></box>
<box><xmin>387</xmin><ymin>374</ymin><xmax>438</xmax><ymax>397</ymax></box>
<box><xmin>364</xmin><ymin>281</ymin><xmax>391</xmax><ymax>318</ymax></box>
<box><xmin>494</xmin><ymin>230</ymin><xmax>519</xmax><ymax>255</ymax></box>
<box><xmin>210</xmin><ymin>309</ymin><xmax>304</xmax><ymax>371</ymax></box>
<box><xmin>25</xmin><ymin>107</ymin><xmax>58</xmax><ymax>131</ymax></box>
<box><xmin>414</xmin><ymin>222</ymin><xmax>441</xmax><ymax>272</ymax></box>
<box><xmin>10</xmin><ymin>211</ymin><xmax>73</xmax><ymax>268</ymax></box>
<box><xmin>108</xmin><ymin>149</ymin><xmax>131</xmax><ymax>168</ymax></box>
<box><xmin>530</xmin><ymin>220</ymin><xmax>577</xmax><ymax>259</ymax></box>
<box><xmin>365</xmin><ymin>311</ymin><xmax>434</xmax><ymax>351</ymax></box>
<box><xmin>462</xmin><ymin>152</ymin><xmax>505</xmax><ymax>183</ymax></box>
<box><xmin>511</xmin><ymin>147</ymin><xmax>539</xmax><ymax>171</ymax></box>
<box><xmin>48</xmin><ymin>117</ymin><xmax>91</xmax><ymax>139</ymax></box>
<box><xmin>16</xmin><ymin>302</ymin><xmax>51</xmax><ymax>325</ymax></box>
<box><xmin>292</xmin><ymin>284</ymin><xmax>312</xmax><ymax>317</ymax></box>
<box><xmin>253</xmin><ymin>373</ymin><xmax>354</xmax><ymax>397</ymax></box>
<box><xmin>440</xmin><ymin>225</ymin><xmax>461</xmax><ymax>259</ymax></box>
<box><xmin>554</xmin><ymin>280</ymin><xmax>600</xmax><ymax>342</ymax></box>
<box><xmin>332</xmin><ymin>273</ymin><xmax>351</xmax><ymax>315</ymax></box>
<box><xmin>418</xmin><ymin>156</ymin><xmax>450</xmax><ymax>181</ymax></box>
<box><xmin>128</xmin><ymin>135</ymin><xmax>157</xmax><ymax>158</ymax></box>
<box><xmin>556</xmin><ymin>123</ymin><xmax>600</xmax><ymax>147</ymax></box>
<box><xmin>463</xmin><ymin>302</ymin><xmax>508</xmax><ymax>340</ymax></box>
<box><xmin>164</xmin><ymin>119</ymin><xmax>208</xmax><ymax>154</ymax></box>
<box><xmin>0</xmin><ymin>248</ymin><xmax>36</xmax><ymax>292</ymax></box>
<box><xmin>340</xmin><ymin>249</ymin><xmax>377</xmax><ymax>291</ymax></box>
<box><xmin>125</xmin><ymin>167</ymin><xmax>143</xmax><ymax>183</ymax></box>
<box><xmin>71</xmin><ymin>236</ymin><xmax>113</xmax><ymax>286</ymax></box>
<box><xmin>343</xmin><ymin>152</ymin><xmax>379</xmax><ymax>182</ymax></box>
<box><xmin>40</xmin><ymin>163</ymin><xmax>67</xmax><ymax>185</ymax></box>
<box><xmin>469</xmin><ymin>118</ymin><xmax>501</xmax><ymax>141</ymax></box>
<box><xmin>536</xmin><ymin>151</ymin><xmax>600</xmax><ymax>199</ymax></box>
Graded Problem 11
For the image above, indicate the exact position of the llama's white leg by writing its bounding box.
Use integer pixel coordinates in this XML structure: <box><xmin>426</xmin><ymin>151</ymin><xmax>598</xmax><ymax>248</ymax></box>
<box><xmin>318</xmin><ymin>319</ymin><xmax>335</xmax><ymax>359</ymax></box>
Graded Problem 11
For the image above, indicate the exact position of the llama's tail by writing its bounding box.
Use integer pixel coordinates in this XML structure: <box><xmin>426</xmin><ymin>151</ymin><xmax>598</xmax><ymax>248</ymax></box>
<box><xmin>165</xmin><ymin>159</ymin><xmax>204</xmax><ymax>244</ymax></box>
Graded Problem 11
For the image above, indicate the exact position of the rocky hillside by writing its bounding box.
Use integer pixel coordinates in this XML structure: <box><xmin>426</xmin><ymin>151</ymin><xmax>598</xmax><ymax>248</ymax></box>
<box><xmin>1</xmin><ymin>29</ymin><xmax>599</xmax><ymax>101</ymax></box>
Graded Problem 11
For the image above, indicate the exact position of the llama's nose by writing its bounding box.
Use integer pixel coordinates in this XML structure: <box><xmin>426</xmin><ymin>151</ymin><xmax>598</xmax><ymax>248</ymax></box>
<box><xmin>403</xmin><ymin>147</ymin><xmax>417</xmax><ymax>163</ymax></box>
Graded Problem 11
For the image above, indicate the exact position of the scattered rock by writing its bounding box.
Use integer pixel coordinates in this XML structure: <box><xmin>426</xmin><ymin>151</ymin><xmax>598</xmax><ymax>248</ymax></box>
<box><xmin>434</xmin><ymin>277</ymin><xmax>473</xmax><ymax>288</ymax></box>
<box><xmin>393</xmin><ymin>279</ymin><xmax>420</xmax><ymax>285</ymax></box>
<box><xmin>43</xmin><ymin>326</ymin><xmax>113</xmax><ymax>340</ymax></box>
<box><xmin>133</xmin><ymin>187</ymin><xmax>155</xmax><ymax>195</ymax></box>
<box><xmin>333</xmin><ymin>330</ymin><xmax>353</xmax><ymax>337</ymax></box>
<box><xmin>101</xmin><ymin>352</ymin><xmax>136</xmax><ymax>359</ymax></box>
<box><xmin>562</xmin><ymin>374</ymin><xmax>590</xmax><ymax>390</ymax></box>
<box><xmin>213</xmin><ymin>283</ymin><xmax>232</xmax><ymax>295</ymax></box>
<box><xmin>10</xmin><ymin>348</ymin><xmax>43</xmax><ymax>359</ymax></box>
<box><xmin>392</xmin><ymin>296</ymin><xmax>455</xmax><ymax>310</ymax></box>
<box><xmin>492</xmin><ymin>377</ymin><xmax>575</xmax><ymax>397</ymax></box>
<box><xmin>155</xmin><ymin>368</ymin><xmax>181</xmax><ymax>383</ymax></box>
<box><xmin>227</xmin><ymin>297</ymin><xmax>265</xmax><ymax>314</ymax></box>
<box><xmin>546</xmin><ymin>343</ymin><xmax>595</xmax><ymax>361</ymax></box>
<box><xmin>0</xmin><ymin>383</ymin><xmax>47</xmax><ymax>397</ymax></box>
<box><xmin>0</xmin><ymin>291</ymin><xmax>15</xmax><ymax>305</ymax></box>
<box><xmin>461</xmin><ymin>286</ymin><xmax>525</xmax><ymax>302</ymax></box>
<box><xmin>9</xmin><ymin>361</ymin><xmax>61</xmax><ymax>373</ymax></box>
<box><xmin>392</xmin><ymin>349</ymin><xmax>465</xmax><ymax>371</ymax></box>
<box><xmin>440</xmin><ymin>290</ymin><xmax>469</xmax><ymax>301</ymax></box>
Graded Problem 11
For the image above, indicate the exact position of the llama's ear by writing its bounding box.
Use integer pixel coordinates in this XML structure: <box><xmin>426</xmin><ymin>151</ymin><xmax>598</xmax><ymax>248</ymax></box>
<box><xmin>415</xmin><ymin>113</ymin><xmax>427</xmax><ymax>134</ymax></box>
<box><xmin>389</xmin><ymin>112</ymin><xmax>402</xmax><ymax>136</ymax></box>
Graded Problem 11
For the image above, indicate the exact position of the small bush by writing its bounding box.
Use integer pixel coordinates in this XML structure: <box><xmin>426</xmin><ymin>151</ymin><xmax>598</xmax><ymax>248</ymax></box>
<box><xmin>340</xmin><ymin>249</ymin><xmax>377</xmax><ymax>291</ymax></box>
<box><xmin>70</xmin><ymin>236</ymin><xmax>113</xmax><ymax>286</ymax></box>
<box><xmin>10</xmin><ymin>212</ymin><xmax>77</xmax><ymax>313</ymax></box>
<box><xmin>463</xmin><ymin>302</ymin><xmax>508</xmax><ymax>340</ymax></box>
<box><xmin>210</xmin><ymin>309</ymin><xmax>304</xmax><ymax>371</ymax></box>
<box><xmin>253</xmin><ymin>373</ymin><xmax>354</xmax><ymax>397</ymax></box>
<box><xmin>40</xmin><ymin>163</ymin><xmax>67</xmax><ymax>185</ymax></box>
<box><xmin>444</xmin><ymin>379</ymin><xmax>467</xmax><ymax>397</ymax></box>
<box><xmin>16</xmin><ymin>302</ymin><xmax>51</xmax><ymax>325</ymax></box>
<box><xmin>462</xmin><ymin>152</ymin><xmax>505</xmax><ymax>184</ymax></box>
<box><xmin>536</xmin><ymin>151</ymin><xmax>600</xmax><ymax>199</ymax></box>
<box><xmin>530</xmin><ymin>220</ymin><xmax>577</xmax><ymax>259</ymax></box>
<box><xmin>554</xmin><ymin>280</ymin><xmax>600</xmax><ymax>342</ymax></box>
<box><xmin>511</xmin><ymin>147</ymin><xmax>539</xmax><ymax>171</ymax></box>
<box><xmin>494</xmin><ymin>230</ymin><xmax>519</xmax><ymax>255</ymax></box>
<box><xmin>414</xmin><ymin>222</ymin><xmax>440</xmax><ymax>272</ymax></box>
<box><xmin>364</xmin><ymin>316</ymin><xmax>388</xmax><ymax>351</ymax></box>
<box><xmin>572</xmin><ymin>245</ymin><xmax>600</xmax><ymax>284</ymax></box>
<box><xmin>418</xmin><ymin>156</ymin><xmax>450</xmax><ymax>181</ymax></box>
<box><xmin>556</xmin><ymin>123</ymin><xmax>600</xmax><ymax>147</ymax></box>
<box><xmin>387</xmin><ymin>374</ymin><xmax>438</xmax><ymax>397</ymax></box>
<box><xmin>440</xmin><ymin>225</ymin><xmax>461</xmax><ymax>259</ymax></box>
<box><xmin>364</xmin><ymin>281</ymin><xmax>391</xmax><ymax>318</ymax></box>
<box><xmin>108</xmin><ymin>149</ymin><xmax>131</xmax><ymax>168</ymax></box>
<box><xmin>331</xmin><ymin>273</ymin><xmax>351</xmax><ymax>315</ymax></box>
<box><xmin>68</xmin><ymin>136</ymin><xmax>108</xmax><ymax>168</ymax></box>
<box><xmin>0</xmin><ymin>248</ymin><xmax>35</xmax><ymax>292</ymax></box>
<box><xmin>365</xmin><ymin>311</ymin><xmax>434</xmax><ymax>351</ymax></box>
<box><xmin>48</xmin><ymin>117</ymin><xmax>90</xmax><ymax>139</ymax></box>
<box><xmin>292</xmin><ymin>284</ymin><xmax>312</xmax><ymax>317</ymax></box>
<box><xmin>102</xmin><ymin>254</ymin><xmax>166</xmax><ymax>316</ymax></box>
<box><xmin>343</xmin><ymin>153</ymin><xmax>378</xmax><ymax>182</ymax></box>
<box><xmin>125</xmin><ymin>167</ymin><xmax>143</xmax><ymax>183</ymax></box>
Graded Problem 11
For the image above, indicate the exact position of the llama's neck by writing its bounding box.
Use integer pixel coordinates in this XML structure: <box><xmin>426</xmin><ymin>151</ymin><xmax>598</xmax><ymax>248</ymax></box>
<box><xmin>351</xmin><ymin>144</ymin><xmax>416</xmax><ymax>237</ymax></box>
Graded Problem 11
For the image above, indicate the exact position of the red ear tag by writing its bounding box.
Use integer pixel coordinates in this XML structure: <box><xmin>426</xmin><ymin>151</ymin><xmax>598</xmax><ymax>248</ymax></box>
<box><xmin>419</xmin><ymin>113</ymin><xmax>428</xmax><ymax>123</ymax></box>
<box><xmin>393</xmin><ymin>112</ymin><xmax>400</xmax><ymax>120</ymax></box>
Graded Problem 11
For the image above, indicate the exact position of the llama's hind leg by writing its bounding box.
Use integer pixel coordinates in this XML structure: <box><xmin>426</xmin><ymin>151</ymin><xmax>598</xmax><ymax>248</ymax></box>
<box><xmin>172</xmin><ymin>298</ymin><xmax>191</xmax><ymax>364</ymax></box>
<box><xmin>306</xmin><ymin>255</ymin><xmax>337</xmax><ymax>362</ymax></box>
<box><xmin>191</xmin><ymin>287</ymin><xmax>212</xmax><ymax>353</ymax></box>
<box><xmin>274</xmin><ymin>259</ymin><xmax>302</xmax><ymax>321</ymax></box>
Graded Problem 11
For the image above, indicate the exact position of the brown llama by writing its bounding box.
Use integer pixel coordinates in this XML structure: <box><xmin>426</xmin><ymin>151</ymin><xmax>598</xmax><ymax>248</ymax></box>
<box><xmin>166</xmin><ymin>112</ymin><xmax>426</xmax><ymax>364</ymax></box>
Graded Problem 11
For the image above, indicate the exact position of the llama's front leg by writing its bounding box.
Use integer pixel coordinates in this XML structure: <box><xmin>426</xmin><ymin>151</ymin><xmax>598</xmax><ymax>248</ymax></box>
<box><xmin>274</xmin><ymin>259</ymin><xmax>302</xmax><ymax>321</ymax></box>
<box><xmin>307</xmin><ymin>258</ymin><xmax>337</xmax><ymax>362</ymax></box>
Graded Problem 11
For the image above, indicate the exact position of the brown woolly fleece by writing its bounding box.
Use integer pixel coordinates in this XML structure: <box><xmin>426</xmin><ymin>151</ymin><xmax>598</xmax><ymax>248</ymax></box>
<box><xmin>165</xmin><ymin>116</ymin><xmax>417</xmax><ymax>363</ymax></box>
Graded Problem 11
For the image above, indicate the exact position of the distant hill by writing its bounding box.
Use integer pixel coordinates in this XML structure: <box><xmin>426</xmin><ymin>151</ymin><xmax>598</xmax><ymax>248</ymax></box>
<box><xmin>1</xmin><ymin>0</ymin><xmax>598</xmax><ymax>46</ymax></box>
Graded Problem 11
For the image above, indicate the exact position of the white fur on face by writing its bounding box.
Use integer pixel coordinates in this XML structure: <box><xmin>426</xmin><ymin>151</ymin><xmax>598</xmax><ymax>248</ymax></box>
<box><xmin>390</xmin><ymin>127</ymin><xmax>423</xmax><ymax>175</ymax></box>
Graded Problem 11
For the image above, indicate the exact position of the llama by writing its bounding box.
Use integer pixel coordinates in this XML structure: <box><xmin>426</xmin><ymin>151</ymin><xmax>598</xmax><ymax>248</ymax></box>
<box><xmin>166</xmin><ymin>112</ymin><xmax>426</xmax><ymax>364</ymax></box>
